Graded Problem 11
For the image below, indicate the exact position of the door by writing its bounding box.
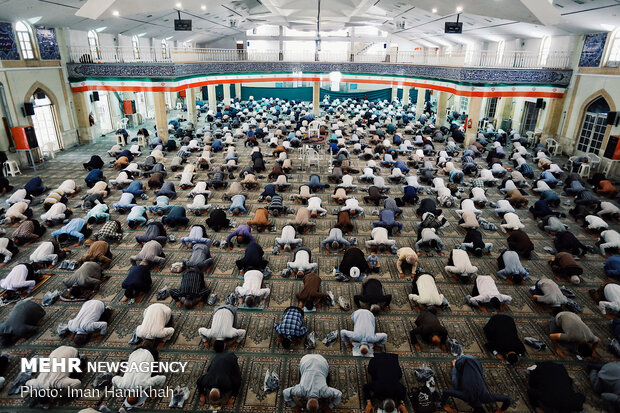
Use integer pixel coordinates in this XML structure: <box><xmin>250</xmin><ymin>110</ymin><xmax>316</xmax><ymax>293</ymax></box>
<box><xmin>31</xmin><ymin>96</ymin><xmax>62</xmax><ymax>151</ymax></box>
<box><xmin>576</xmin><ymin>112</ymin><xmax>607</xmax><ymax>154</ymax></box>
<box><xmin>520</xmin><ymin>101</ymin><xmax>539</xmax><ymax>134</ymax></box>
<box><xmin>96</xmin><ymin>92</ymin><xmax>114</xmax><ymax>133</ymax></box>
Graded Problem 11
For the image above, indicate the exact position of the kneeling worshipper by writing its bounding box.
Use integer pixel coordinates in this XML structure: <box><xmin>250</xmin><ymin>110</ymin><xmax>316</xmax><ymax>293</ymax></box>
<box><xmin>321</xmin><ymin>227</ymin><xmax>353</xmax><ymax>252</ymax></box>
<box><xmin>162</xmin><ymin>205</ymin><xmax>189</xmax><ymax>228</ymax></box>
<box><xmin>122</xmin><ymin>264</ymin><xmax>152</xmax><ymax>300</ymax></box>
<box><xmin>353</xmin><ymin>276</ymin><xmax>392</xmax><ymax>313</ymax></box>
<box><xmin>285</xmin><ymin>247</ymin><xmax>317</xmax><ymax>278</ymax></box>
<box><xmin>588</xmin><ymin>282</ymin><xmax>620</xmax><ymax>315</ymax></box>
<box><xmin>531</xmin><ymin>277</ymin><xmax>569</xmax><ymax>308</ymax></box>
<box><xmin>506</xmin><ymin>229</ymin><xmax>534</xmax><ymax>258</ymax></box>
<box><xmin>0</xmin><ymin>237</ymin><xmax>19</xmax><ymax>263</ymax></box>
<box><xmin>111</xmin><ymin>347</ymin><xmax>166</xmax><ymax>405</ymax></box>
<box><xmin>396</xmin><ymin>247</ymin><xmax>418</xmax><ymax>279</ymax></box>
<box><xmin>599</xmin><ymin>229</ymin><xmax>620</xmax><ymax>256</ymax></box>
<box><xmin>0</xmin><ymin>300</ymin><xmax>45</xmax><ymax>346</ymax></box>
<box><xmin>25</xmin><ymin>346</ymin><xmax>82</xmax><ymax>403</ymax></box>
<box><xmin>550</xmin><ymin>311</ymin><xmax>600</xmax><ymax>358</ymax></box>
<box><xmin>225</xmin><ymin>224</ymin><xmax>255</xmax><ymax>249</ymax></box>
<box><xmin>409</xmin><ymin>273</ymin><xmax>448</xmax><ymax>307</ymax></box>
<box><xmin>588</xmin><ymin>362</ymin><xmax>620</xmax><ymax>412</ymax></box>
<box><xmin>198</xmin><ymin>305</ymin><xmax>246</xmax><ymax>351</ymax></box>
<box><xmin>4</xmin><ymin>201</ymin><xmax>32</xmax><ymax>224</ymax></box>
<box><xmin>528</xmin><ymin>361</ymin><xmax>585</xmax><ymax>413</ymax></box>
<box><xmin>338</xmin><ymin>247</ymin><xmax>371</xmax><ymax>280</ymax></box>
<box><xmin>283</xmin><ymin>354</ymin><xmax>342</xmax><ymax>412</ymax></box>
<box><xmin>444</xmin><ymin>249</ymin><xmax>479</xmax><ymax>282</ymax></box>
<box><xmin>466</xmin><ymin>275</ymin><xmax>512</xmax><ymax>309</ymax></box>
<box><xmin>274</xmin><ymin>306</ymin><xmax>308</xmax><ymax>349</ymax></box>
<box><xmin>549</xmin><ymin>252</ymin><xmax>583</xmax><ymax>285</ymax></box>
<box><xmin>296</xmin><ymin>272</ymin><xmax>330</xmax><ymax>311</ymax></box>
<box><xmin>29</xmin><ymin>240</ymin><xmax>68</xmax><ymax>267</ymax></box>
<box><xmin>365</xmin><ymin>227</ymin><xmax>396</xmax><ymax>252</ymax></box>
<box><xmin>63</xmin><ymin>261</ymin><xmax>103</xmax><ymax>299</ymax></box>
<box><xmin>483</xmin><ymin>314</ymin><xmax>526</xmax><ymax>365</ymax></box>
<box><xmin>234</xmin><ymin>269</ymin><xmax>270</xmax><ymax>308</ymax></box>
<box><xmin>196</xmin><ymin>352</ymin><xmax>242</xmax><ymax>407</ymax></box>
<box><xmin>135</xmin><ymin>303</ymin><xmax>175</xmax><ymax>343</ymax></box>
<box><xmin>76</xmin><ymin>240</ymin><xmax>113</xmax><ymax>269</ymax></box>
<box><xmin>206</xmin><ymin>208</ymin><xmax>231</xmax><ymax>232</ymax></box>
<box><xmin>183</xmin><ymin>244</ymin><xmax>213</xmax><ymax>271</ymax></box>
<box><xmin>340</xmin><ymin>309</ymin><xmax>387</xmax><ymax>356</ymax></box>
<box><xmin>409</xmin><ymin>308</ymin><xmax>448</xmax><ymax>350</ymax></box>
<box><xmin>496</xmin><ymin>250</ymin><xmax>530</xmax><ymax>283</ymax></box>
<box><xmin>61</xmin><ymin>299</ymin><xmax>110</xmax><ymax>346</ymax></box>
<box><xmin>0</xmin><ymin>263</ymin><xmax>40</xmax><ymax>296</ymax></box>
<box><xmin>236</xmin><ymin>241</ymin><xmax>268</xmax><ymax>272</ymax></box>
<box><xmin>52</xmin><ymin>218</ymin><xmax>91</xmax><ymax>245</ymax></box>
<box><xmin>286</xmin><ymin>207</ymin><xmax>316</xmax><ymax>234</ymax></box>
<box><xmin>363</xmin><ymin>353</ymin><xmax>408</xmax><ymax>413</ymax></box>
<box><xmin>441</xmin><ymin>355</ymin><xmax>511</xmax><ymax>413</ymax></box>
<box><xmin>135</xmin><ymin>221</ymin><xmax>167</xmax><ymax>245</ymax></box>
<box><xmin>130</xmin><ymin>240</ymin><xmax>166</xmax><ymax>267</ymax></box>
<box><xmin>170</xmin><ymin>268</ymin><xmax>211</xmax><ymax>308</ymax></box>
<box><xmin>246</xmin><ymin>207</ymin><xmax>272</xmax><ymax>232</ymax></box>
<box><xmin>12</xmin><ymin>219</ymin><xmax>46</xmax><ymax>246</ymax></box>
<box><xmin>276</xmin><ymin>225</ymin><xmax>304</xmax><ymax>252</ymax></box>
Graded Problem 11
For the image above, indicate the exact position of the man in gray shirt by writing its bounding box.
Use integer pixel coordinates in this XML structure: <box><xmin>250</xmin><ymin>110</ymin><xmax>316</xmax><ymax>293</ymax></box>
<box><xmin>589</xmin><ymin>362</ymin><xmax>620</xmax><ymax>411</ymax></box>
<box><xmin>283</xmin><ymin>354</ymin><xmax>342</xmax><ymax>412</ymax></box>
<box><xmin>531</xmin><ymin>277</ymin><xmax>568</xmax><ymax>307</ymax></box>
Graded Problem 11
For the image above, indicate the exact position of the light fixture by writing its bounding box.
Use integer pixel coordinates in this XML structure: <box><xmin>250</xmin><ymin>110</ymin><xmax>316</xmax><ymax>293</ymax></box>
<box><xmin>432</xmin><ymin>7</ymin><xmax>437</xmax><ymax>13</ymax></box>
<box><xmin>456</xmin><ymin>6</ymin><xmax>463</xmax><ymax>13</ymax></box>
<box><xmin>95</xmin><ymin>26</ymin><xmax>107</xmax><ymax>32</ymax></box>
<box><xmin>137</xmin><ymin>32</ymin><xmax>146</xmax><ymax>37</ymax></box>
<box><xmin>165</xmin><ymin>36</ymin><xmax>174</xmax><ymax>40</ymax></box>
<box><xmin>112</xmin><ymin>10</ymin><xmax>120</xmax><ymax>17</ymax></box>
<box><xmin>201</xmin><ymin>4</ymin><xmax>207</xmax><ymax>10</ymax></box>
<box><xmin>27</xmin><ymin>16</ymin><xmax>42</xmax><ymax>24</ymax></box>
<box><xmin>176</xmin><ymin>2</ymin><xmax>182</xmax><ymax>8</ymax></box>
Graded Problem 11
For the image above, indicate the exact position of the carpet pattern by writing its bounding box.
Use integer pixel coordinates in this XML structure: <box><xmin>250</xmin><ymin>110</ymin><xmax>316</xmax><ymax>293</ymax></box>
<box><xmin>0</xmin><ymin>117</ymin><xmax>616</xmax><ymax>413</ymax></box>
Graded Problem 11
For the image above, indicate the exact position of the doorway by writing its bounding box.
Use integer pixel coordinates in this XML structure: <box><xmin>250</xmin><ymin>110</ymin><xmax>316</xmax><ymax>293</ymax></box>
<box><xmin>31</xmin><ymin>91</ymin><xmax>62</xmax><ymax>151</ymax></box>
<box><xmin>96</xmin><ymin>92</ymin><xmax>114</xmax><ymax>133</ymax></box>
<box><xmin>576</xmin><ymin>97</ymin><xmax>610</xmax><ymax>154</ymax></box>
<box><xmin>520</xmin><ymin>101</ymin><xmax>539</xmax><ymax>134</ymax></box>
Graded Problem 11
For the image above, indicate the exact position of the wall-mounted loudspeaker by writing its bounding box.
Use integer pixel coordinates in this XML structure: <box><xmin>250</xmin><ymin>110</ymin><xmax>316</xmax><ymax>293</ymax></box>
<box><xmin>607</xmin><ymin>111</ymin><xmax>618</xmax><ymax>126</ymax></box>
<box><xmin>92</xmin><ymin>91</ymin><xmax>100</xmax><ymax>101</ymax></box>
<box><xmin>23</xmin><ymin>102</ymin><xmax>35</xmax><ymax>116</ymax></box>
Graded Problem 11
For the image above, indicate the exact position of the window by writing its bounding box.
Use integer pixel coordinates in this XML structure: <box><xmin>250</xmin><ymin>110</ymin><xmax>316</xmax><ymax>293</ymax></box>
<box><xmin>161</xmin><ymin>39</ymin><xmax>169</xmax><ymax>59</ymax></box>
<box><xmin>132</xmin><ymin>35</ymin><xmax>141</xmax><ymax>59</ymax></box>
<box><xmin>496</xmin><ymin>40</ymin><xmax>505</xmax><ymax>65</ymax></box>
<box><xmin>88</xmin><ymin>31</ymin><xmax>100</xmax><ymax>60</ymax></box>
<box><xmin>486</xmin><ymin>97</ymin><xmax>499</xmax><ymax>119</ymax></box>
<box><xmin>15</xmin><ymin>21</ymin><xmax>35</xmax><ymax>59</ymax></box>
<box><xmin>606</xmin><ymin>29</ymin><xmax>620</xmax><ymax>65</ymax></box>
<box><xmin>539</xmin><ymin>36</ymin><xmax>551</xmax><ymax>66</ymax></box>
<box><xmin>460</xmin><ymin>97</ymin><xmax>469</xmax><ymax>114</ymax></box>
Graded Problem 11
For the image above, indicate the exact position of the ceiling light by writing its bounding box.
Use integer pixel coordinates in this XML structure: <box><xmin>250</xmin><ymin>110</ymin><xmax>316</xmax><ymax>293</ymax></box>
<box><xmin>176</xmin><ymin>2</ymin><xmax>182</xmax><ymax>8</ymax></box>
<box><xmin>112</xmin><ymin>10</ymin><xmax>120</xmax><ymax>17</ymax></box>
<box><xmin>137</xmin><ymin>32</ymin><xmax>146</xmax><ymax>37</ymax></box>
<box><xmin>456</xmin><ymin>6</ymin><xmax>463</xmax><ymax>13</ymax></box>
<box><xmin>95</xmin><ymin>26</ymin><xmax>107</xmax><ymax>32</ymax></box>
<box><xmin>27</xmin><ymin>17</ymin><xmax>42</xmax><ymax>24</ymax></box>
<box><xmin>166</xmin><ymin>36</ymin><xmax>174</xmax><ymax>40</ymax></box>
<box><xmin>201</xmin><ymin>4</ymin><xmax>207</xmax><ymax>10</ymax></box>
<box><xmin>432</xmin><ymin>7</ymin><xmax>437</xmax><ymax>13</ymax></box>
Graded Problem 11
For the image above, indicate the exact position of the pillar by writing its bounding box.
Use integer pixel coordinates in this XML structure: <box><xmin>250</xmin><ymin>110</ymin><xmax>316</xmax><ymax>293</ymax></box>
<box><xmin>464</xmin><ymin>96</ymin><xmax>483</xmax><ymax>147</ymax></box>
<box><xmin>391</xmin><ymin>85</ymin><xmax>398</xmax><ymax>102</ymax></box>
<box><xmin>313</xmin><ymin>81</ymin><xmax>320</xmax><ymax>116</ymax></box>
<box><xmin>223</xmin><ymin>83</ymin><xmax>231</xmax><ymax>105</ymax></box>
<box><xmin>235</xmin><ymin>83</ymin><xmax>242</xmax><ymax>100</ymax></box>
<box><xmin>416</xmin><ymin>88</ymin><xmax>426</xmax><ymax>117</ymax></box>
<box><xmin>73</xmin><ymin>92</ymin><xmax>94</xmax><ymax>143</ymax></box>
<box><xmin>207</xmin><ymin>85</ymin><xmax>216</xmax><ymax>113</ymax></box>
<box><xmin>542</xmin><ymin>97</ymin><xmax>564</xmax><ymax>137</ymax></box>
<box><xmin>153</xmin><ymin>92</ymin><xmax>169</xmax><ymax>142</ymax></box>
<box><xmin>511</xmin><ymin>98</ymin><xmax>525</xmax><ymax>133</ymax></box>
<box><xmin>402</xmin><ymin>86</ymin><xmax>411</xmax><ymax>106</ymax></box>
<box><xmin>186</xmin><ymin>88</ymin><xmax>197</xmax><ymax>125</ymax></box>
<box><xmin>436</xmin><ymin>91</ymin><xmax>448</xmax><ymax>126</ymax></box>
<box><xmin>495</xmin><ymin>97</ymin><xmax>510</xmax><ymax>126</ymax></box>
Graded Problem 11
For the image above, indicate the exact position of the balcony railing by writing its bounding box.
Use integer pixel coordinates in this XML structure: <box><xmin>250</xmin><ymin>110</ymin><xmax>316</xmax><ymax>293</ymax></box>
<box><xmin>68</xmin><ymin>45</ymin><xmax>571</xmax><ymax>69</ymax></box>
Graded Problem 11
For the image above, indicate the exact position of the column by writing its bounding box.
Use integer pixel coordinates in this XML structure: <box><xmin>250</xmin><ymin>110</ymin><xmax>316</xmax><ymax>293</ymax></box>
<box><xmin>73</xmin><ymin>92</ymin><xmax>94</xmax><ymax>143</ymax></box>
<box><xmin>313</xmin><ymin>81</ymin><xmax>320</xmax><ymax>116</ymax></box>
<box><xmin>186</xmin><ymin>88</ymin><xmax>197</xmax><ymax>125</ymax></box>
<box><xmin>153</xmin><ymin>92</ymin><xmax>169</xmax><ymax>142</ymax></box>
<box><xmin>223</xmin><ymin>83</ymin><xmax>231</xmax><ymax>105</ymax></box>
<box><xmin>436</xmin><ymin>91</ymin><xmax>448</xmax><ymax>126</ymax></box>
<box><xmin>391</xmin><ymin>85</ymin><xmax>398</xmax><ymax>102</ymax></box>
<box><xmin>416</xmin><ymin>87</ymin><xmax>426</xmax><ymax>117</ymax></box>
<box><xmin>402</xmin><ymin>86</ymin><xmax>411</xmax><ymax>106</ymax></box>
<box><xmin>464</xmin><ymin>96</ymin><xmax>483</xmax><ymax>147</ymax></box>
<box><xmin>235</xmin><ymin>82</ymin><xmax>242</xmax><ymax>100</ymax></box>
<box><xmin>542</xmin><ymin>97</ymin><xmax>564</xmax><ymax>137</ymax></box>
<box><xmin>495</xmin><ymin>97</ymin><xmax>510</xmax><ymax>127</ymax></box>
<box><xmin>207</xmin><ymin>85</ymin><xmax>216</xmax><ymax>113</ymax></box>
<box><xmin>511</xmin><ymin>98</ymin><xmax>525</xmax><ymax>132</ymax></box>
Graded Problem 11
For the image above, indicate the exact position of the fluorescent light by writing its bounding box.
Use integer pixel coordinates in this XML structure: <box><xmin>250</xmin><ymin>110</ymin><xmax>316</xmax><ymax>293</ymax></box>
<box><xmin>27</xmin><ymin>17</ymin><xmax>42</xmax><ymax>24</ymax></box>
<box><xmin>201</xmin><ymin>4</ymin><xmax>206</xmax><ymax>10</ymax></box>
<box><xmin>456</xmin><ymin>6</ymin><xmax>463</xmax><ymax>12</ymax></box>
<box><xmin>112</xmin><ymin>10</ymin><xmax>119</xmax><ymax>17</ymax></box>
<box><xmin>176</xmin><ymin>2</ymin><xmax>182</xmax><ymax>8</ymax></box>
<box><xmin>432</xmin><ymin>7</ymin><xmax>437</xmax><ymax>13</ymax></box>
<box><xmin>166</xmin><ymin>36</ymin><xmax>174</xmax><ymax>40</ymax></box>
<box><xmin>95</xmin><ymin>26</ymin><xmax>107</xmax><ymax>32</ymax></box>
<box><xmin>137</xmin><ymin>32</ymin><xmax>146</xmax><ymax>37</ymax></box>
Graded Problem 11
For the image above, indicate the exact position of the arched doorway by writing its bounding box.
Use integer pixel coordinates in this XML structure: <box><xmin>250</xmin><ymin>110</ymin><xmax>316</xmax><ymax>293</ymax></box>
<box><xmin>576</xmin><ymin>96</ymin><xmax>610</xmax><ymax>154</ymax></box>
<box><xmin>30</xmin><ymin>88</ymin><xmax>62</xmax><ymax>152</ymax></box>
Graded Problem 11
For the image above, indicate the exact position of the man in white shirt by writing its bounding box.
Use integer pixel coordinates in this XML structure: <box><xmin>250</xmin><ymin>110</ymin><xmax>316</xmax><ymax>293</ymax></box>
<box><xmin>286</xmin><ymin>248</ymin><xmax>318</xmax><ymax>278</ymax></box>
<box><xmin>599</xmin><ymin>230</ymin><xmax>620</xmax><ymax>255</ymax></box>
<box><xmin>0</xmin><ymin>263</ymin><xmax>38</xmax><ymax>293</ymax></box>
<box><xmin>340</xmin><ymin>309</ymin><xmax>387</xmax><ymax>355</ymax></box>
<box><xmin>501</xmin><ymin>212</ymin><xmax>525</xmax><ymax>232</ymax></box>
<box><xmin>584</xmin><ymin>215</ymin><xmax>608</xmax><ymax>232</ymax></box>
<box><xmin>65</xmin><ymin>299</ymin><xmax>110</xmax><ymax>346</ymax></box>
<box><xmin>590</xmin><ymin>283</ymin><xmax>620</xmax><ymax>315</ymax></box>
<box><xmin>283</xmin><ymin>354</ymin><xmax>342</xmax><ymax>412</ymax></box>
<box><xmin>135</xmin><ymin>303</ymin><xmax>174</xmax><ymax>342</ymax></box>
<box><xmin>445</xmin><ymin>249</ymin><xmax>478</xmax><ymax>282</ymax></box>
<box><xmin>198</xmin><ymin>305</ymin><xmax>246</xmax><ymax>352</ymax></box>
<box><xmin>26</xmin><ymin>346</ymin><xmax>82</xmax><ymax>395</ymax></box>
<box><xmin>307</xmin><ymin>197</ymin><xmax>327</xmax><ymax>217</ymax></box>
<box><xmin>409</xmin><ymin>273</ymin><xmax>448</xmax><ymax>307</ymax></box>
<box><xmin>111</xmin><ymin>347</ymin><xmax>166</xmax><ymax>391</ymax></box>
<box><xmin>235</xmin><ymin>269</ymin><xmax>270</xmax><ymax>307</ymax></box>
<box><xmin>276</xmin><ymin>225</ymin><xmax>303</xmax><ymax>251</ymax></box>
<box><xmin>466</xmin><ymin>275</ymin><xmax>512</xmax><ymax>308</ymax></box>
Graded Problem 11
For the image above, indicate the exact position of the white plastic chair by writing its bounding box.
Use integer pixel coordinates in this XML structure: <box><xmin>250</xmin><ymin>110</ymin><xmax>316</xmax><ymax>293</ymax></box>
<box><xmin>3</xmin><ymin>161</ymin><xmax>20</xmax><ymax>177</ymax></box>
<box><xmin>546</xmin><ymin>138</ymin><xmax>561</xmax><ymax>156</ymax></box>
<box><xmin>42</xmin><ymin>142</ymin><xmax>55</xmax><ymax>160</ymax></box>
<box><xmin>137</xmin><ymin>134</ymin><xmax>148</xmax><ymax>148</ymax></box>
<box><xmin>116</xmin><ymin>117</ymin><xmax>129</xmax><ymax>130</ymax></box>
<box><xmin>305</xmin><ymin>148</ymin><xmax>321</xmax><ymax>171</ymax></box>
<box><xmin>586</xmin><ymin>153</ymin><xmax>601</xmax><ymax>172</ymax></box>
<box><xmin>578</xmin><ymin>162</ymin><xmax>591</xmax><ymax>179</ymax></box>
<box><xmin>117</xmin><ymin>134</ymin><xmax>127</xmax><ymax>146</ymax></box>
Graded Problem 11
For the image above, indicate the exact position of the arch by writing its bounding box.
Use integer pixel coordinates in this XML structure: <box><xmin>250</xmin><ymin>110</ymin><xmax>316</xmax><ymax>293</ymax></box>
<box><xmin>23</xmin><ymin>82</ymin><xmax>64</xmax><ymax>130</ymax></box>
<box><xmin>573</xmin><ymin>89</ymin><xmax>616</xmax><ymax>155</ymax></box>
<box><xmin>15</xmin><ymin>21</ymin><xmax>36</xmax><ymax>59</ymax></box>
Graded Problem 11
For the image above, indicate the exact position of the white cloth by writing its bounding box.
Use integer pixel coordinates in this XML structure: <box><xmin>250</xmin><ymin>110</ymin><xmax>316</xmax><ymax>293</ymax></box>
<box><xmin>0</xmin><ymin>264</ymin><xmax>35</xmax><ymax>292</ymax></box>
<box><xmin>409</xmin><ymin>274</ymin><xmax>444</xmax><ymax>306</ymax></box>
<box><xmin>235</xmin><ymin>270</ymin><xmax>270</xmax><ymax>298</ymax></box>
<box><xmin>198</xmin><ymin>307</ymin><xmax>246</xmax><ymax>342</ymax></box>
<box><xmin>67</xmin><ymin>300</ymin><xmax>107</xmax><ymax>335</ymax></box>
<box><xmin>111</xmin><ymin>348</ymin><xmax>166</xmax><ymax>390</ymax></box>
<box><xmin>41</xmin><ymin>203</ymin><xmax>67</xmax><ymax>221</ymax></box>
<box><xmin>30</xmin><ymin>241</ymin><xmax>57</xmax><ymax>263</ymax></box>
<box><xmin>445</xmin><ymin>249</ymin><xmax>478</xmax><ymax>275</ymax></box>
<box><xmin>468</xmin><ymin>275</ymin><xmax>512</xmax><ymax>305</ymax></box>
<box><xmin>135</xmin><ymin>303</ymin><xmax>174</xmax><ymax>341</ymax></box>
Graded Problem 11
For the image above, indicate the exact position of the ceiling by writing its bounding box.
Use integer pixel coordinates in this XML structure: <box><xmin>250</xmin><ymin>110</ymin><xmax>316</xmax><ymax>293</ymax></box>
<box><xmin>0</xmin><ymin>0</ymin><xmax>618</xmax><ymax>46</ymax></box>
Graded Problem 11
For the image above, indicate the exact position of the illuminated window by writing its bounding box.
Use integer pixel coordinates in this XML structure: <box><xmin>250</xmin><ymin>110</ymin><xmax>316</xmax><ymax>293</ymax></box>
<box><xmin>496</xmin><ymin>40</ymin><xmax>505</xmax><ymax>65</ymax></box>
<box><xmin>161</xmin><ymin>39</ymin><xmax>169</xmax><ymax>59</ymax></box>
<box><xmin>132</xmin><ymin>35</ymin><xmax>141</xmax><ymax>59</ymax></box>
<box><xmin>88</xmin><ymin>31</ymin><xmax>100</xmax><ymax>59</ymax></box>
<box><xmin>15</xmin><ymin>21</ymin><xmax>35</xmax><ymax>59</ymax></box>
<box><xmin>539</xmin><ymin>36</ymin><xmax>551</xmax><ymax>66</ymax></box>
<box><xmin>607</xmin><ymin>28</ymin><xmax>620</xmax><ymax>65</ymax></box>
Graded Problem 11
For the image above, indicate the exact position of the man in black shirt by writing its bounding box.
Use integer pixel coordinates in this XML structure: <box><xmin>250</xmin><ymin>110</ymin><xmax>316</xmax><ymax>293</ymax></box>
<box><xmin>197</xmin><ymin>352</ymin><xmax>242</xmax><ymax>407</ymax></box>
<box><xmin>170</xmin><ymin>269</ymin><xmax>211</xmax><ymax>309</ymax></box>
<box><xmin>353</xmin><ymin>277</ymin><xmax>392</xmax><ymax>313</ymax></box>
<box><xmin>409</xmin><ymin>308</ymin><xmax>448</xmax><ymax>350</ymax></box>
<box><xmin>363</xmin><ymin>353</ymin><xmax>407</xmax><ymax>413</ymax></box>
<box><xmin>483</xmin><ymin>314</ymin><xmax>525</xmax><ymax>365</ymax></box>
